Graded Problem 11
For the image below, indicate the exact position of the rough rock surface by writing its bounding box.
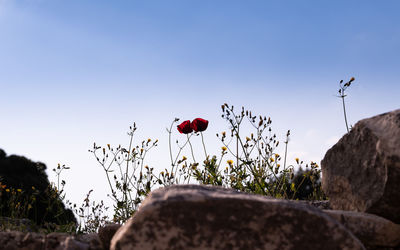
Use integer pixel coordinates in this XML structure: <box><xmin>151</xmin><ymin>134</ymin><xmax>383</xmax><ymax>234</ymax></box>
<box><xmin>321</xmin><ymin>109</ymin><xmax>400</xmax><ymax>223</ymax></box>
<box><xmin>98</xmin><ymin>223</ymin><xmax>121</xmax><ymax>250</ymax></box>
<box><xmin>323</xmin><ymin>210</ymin><xmax>400</xmax><ymax>249</ymax></box>
<box><xmin>0</xmin><ymin>231</ymin><xmax>103</xmax><ymax>250</ymax></box>
<box><xmin>111</xmin><ymin>185</ymin><xmax>365</xmax><ymax>250</ymax></box>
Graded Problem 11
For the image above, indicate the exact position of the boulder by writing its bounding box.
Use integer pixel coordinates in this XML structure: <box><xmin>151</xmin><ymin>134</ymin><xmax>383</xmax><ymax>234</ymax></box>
<box><xmin>98</xmin><ymin>223</ymin><xmax>121</xmax><ymax>250</ymax></box>
<box><xmin>321</xmin><ymin>109</ymin><xmax>400</xmax><ymax>223</ymax></box>
<box><xmin>0</xmin><ymin>231</ymin><xmax>103</xmax><ymax>250</ymax></box>
<box><xmin>0</xmin><ymin>231</ymin><xmax>44</xmax><ymax>250</ymax></box>
<box><xmin>323</xmin><ymin>210</ymin><xmax>400</xmax><ymax>249</ymax></box>
<box><xmin>111</xmin><ymin>185</ymin><xmax>365</xmax><ymax>250</ymax></box>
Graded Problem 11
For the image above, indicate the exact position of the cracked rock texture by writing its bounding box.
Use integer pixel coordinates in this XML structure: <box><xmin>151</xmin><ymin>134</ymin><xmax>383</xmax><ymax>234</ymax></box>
<box><xmin>111</xmin><ymin>185</ymin><xmax>365</xmax><ymax>250</ymax></box>
<box><xmin>321</xmin><ymin>109</ymin><xmax>400</xmax><ymax>223</ymax></box>
<box><xmin>323</xmin><ymin>210</ymin><xmax>400</xmax><ymax>249</ymax></box>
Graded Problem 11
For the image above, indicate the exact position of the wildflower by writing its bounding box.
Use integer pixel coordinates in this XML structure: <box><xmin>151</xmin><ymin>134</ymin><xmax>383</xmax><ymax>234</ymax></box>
<box><xmin>277</xmin><ymin>164</ymin><xmax>281</xmax><ymax>168</ymax></box>
<box><xmin>295</xmin><ymin>158</ymin><xmax>299</xmax><ymax>164</ymax></box>
<box><xmin>246</xmin><ymin>137</ymin><xmax>250</xmax><ymax>141</ymax></box>
<box><xmin>270</xmin><ymin>157</ymin><xmax>274</xmax><ymax>162</ymax></box>
<box><xmin>227</xmin><ymin>160</ymin><xmax>234</xmax><ymax>165</ymax></box>
<box><xmin>5</xmin><ymin>189</ymin><xmax>10</xmax><ymax>192</ymax></box>
<box><xmin>177</xmin><ymin>120</ymin><xmax>193</xmax><ymax>134</ymax></box>
<box><xmin>17</xmin><ymin>189</ymin><xmax>22</xmax><ymax>192</ymax></box>
<box><xmin>182</xmin><ymin>156</ymin><xmax>187</xmax><ymax>161</ymax></box>
<box><xmin>221</xmin><ymin>146</ymin><xmax>227</xmax><ymax>151</ymax></box>
<box><xmin>275</xmin><ymin>154</ymin><xmax>280</xmax><ymax>158</ymax></box>
<box><xmin>191</xmin><ymin>118</ymin><xmax>208</xmax><ymax>132</ymax></box>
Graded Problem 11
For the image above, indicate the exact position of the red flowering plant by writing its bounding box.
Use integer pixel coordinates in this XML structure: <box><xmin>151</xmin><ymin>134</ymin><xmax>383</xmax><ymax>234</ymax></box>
<box><xmin>156</xmin><ymin>117</ymin><xmax>212</xmax><ymax>186</ymax></box>
<box><xmin>158</xmin><ymin>104</ymin><xmax>324</xmax><ymax>200</ymax></box>
<box><xmin>85</xmin><ymin>103</ymin><xmax>325</xmax><ymax>230</ymax></box>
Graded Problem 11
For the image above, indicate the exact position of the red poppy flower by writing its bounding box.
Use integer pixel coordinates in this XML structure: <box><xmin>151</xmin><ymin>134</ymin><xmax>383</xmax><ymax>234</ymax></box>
<box><xmin>177</xmin><ymin>120</ymin><xmax>193</xmax><ymax>134</ymax></box>
<box><xmin>191</xmin><ymin>118</ymin><xmax>208</xmax><ymax>132</ymax></box>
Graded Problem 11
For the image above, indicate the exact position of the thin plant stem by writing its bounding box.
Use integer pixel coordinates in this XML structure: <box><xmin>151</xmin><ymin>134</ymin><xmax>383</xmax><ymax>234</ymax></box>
<box><xmin>187</xmin><ymin>134</ymin><xmax>196</xmax><ymax>163</ymax></box>
<box><xmin>236</xmin><ymin>127</ymin><xmax>239</xmax><ymax>169</ymax></box>
<box><xmin>341</xmin><ymin>95</ymin><xmax>350</xmax><ymax>133</ymax></box>
<box><xmin>168</xmin><ymin>120</ymin><xmax>176</xmax><ymax>166</ymax></box>
<box><xmin>200</xmin><ymin>132</ymin><xmax>208</xmax><ymax>159</ymax></box>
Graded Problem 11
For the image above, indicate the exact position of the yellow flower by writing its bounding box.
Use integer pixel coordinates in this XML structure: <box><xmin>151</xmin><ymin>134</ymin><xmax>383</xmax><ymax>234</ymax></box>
<box><xmin>270</xmin><ymin>157</ymin><xmax>274</xmax><ymax>162</ymax></box>
<box><xmin>17</xmin><ymin>189</ymin><xmax>22</xmax><ymax>192</ymax></box>
<box><xmin>277</xmin><ymin>164</ymin><xmax>281</xmax><ymax>168</ymax></box>
<box><xmin>295</xmin><ymin>158</ymin><xmax>299</xmax><ymax>164</ymax></box>
<box><xmin>221</xmin><ymin>146</ymin><xmax>227</xmax><ymax>151</ymax></box>
<box><xmin>227</xmin><ymin>160</ymin><xmax>234</xmax><ymax>165</ymax></box>
<box><xmin>5</xmin><ymin>189</ymin><xmax>10</xmax><ymax>192</ymax></box>
<box><xmin>275</xmin><ymin>154</ymin><xmax>280</xmax><ymax>158</ymax></box>
<box><xmin>182</xmin><ymin>156</ymin><xmax>187</xmax><ymax>161</ymax></box>
<box><xmin>246</xmin><ymin>137</ymin><xmax>250</xmax><ymax>141</ymax></box>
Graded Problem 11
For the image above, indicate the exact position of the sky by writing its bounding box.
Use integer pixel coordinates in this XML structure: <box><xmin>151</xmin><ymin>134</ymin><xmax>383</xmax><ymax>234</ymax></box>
<box><xmin>1</xmin><ymin>0</ymin><xmax>399</xmax><ymax>217</ymax></box>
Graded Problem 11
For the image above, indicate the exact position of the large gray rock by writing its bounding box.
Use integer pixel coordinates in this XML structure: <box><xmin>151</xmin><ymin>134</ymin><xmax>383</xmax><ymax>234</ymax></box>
<box><xmin>323</xmin><ymin>210</ymin><xmax>400</xmax><ymax>249</ymax></box>
<box><xmin>111</xmin><ymin>185</ymin><xmax>364</xmax><ymax>250</ymax></box>
<box><xmin>321</xmin><ymin>109</ymin><xmax>400</xmax><ymax>223</ymax></box>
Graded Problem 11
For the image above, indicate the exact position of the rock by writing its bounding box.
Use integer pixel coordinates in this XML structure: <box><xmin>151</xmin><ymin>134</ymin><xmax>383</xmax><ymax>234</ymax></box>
<box><xmin>297</xmin><ymin>200</ymin><xmax>331</xmax><ymax>210</ymax></box>
<box><xmin>0</xmin><ymin>231</ymin><xmax>44</xmax><ymax>250</ymax></box>
<box><xmin>77</xmin><ymin>233</ymin><xmax>104</xmax><ymax>250</ymax></box>
<box><xmin>321</xmin><ymin>109</ymin><xmax>400</xmax><ymax>223</ymax></box>
<box><xmin>111</xmin><ymin>184</ymin><xmax>365</xmax><ymax>250</ymax></box>
<box><xmin>98</xmin><ymin>223</ymin><xmax>121</xmax><ymax>250</ymax></box>
<box><xmin>0</xmin><ymin>231</ymin><xmax>103</xmax><ymax>250</ymax></box>
<box><xmin>323</xmin><ymin>210</ymin><xmax>400</xmax><ymax>249</ymax></box>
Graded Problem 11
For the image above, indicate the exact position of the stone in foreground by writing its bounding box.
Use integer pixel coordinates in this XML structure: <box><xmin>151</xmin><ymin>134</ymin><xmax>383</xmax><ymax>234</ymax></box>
<box><xmin>323</xmin><ymin>210</ymin><xmax>400</xmax><ymax>249</ymax></box>
<box><xmin>321</xmin><ymin>109</ymin><xmax>400</xmax><ymax>223</ymax></box>
<box><xmin>0</xmin><ymin>231</ymin><xmax>102</xmax><ymax>250</ymax></box>
<box><xmin>111</xmin><ymin>185</ymin><xmax>364</xmax><ymax>250</ymax></box>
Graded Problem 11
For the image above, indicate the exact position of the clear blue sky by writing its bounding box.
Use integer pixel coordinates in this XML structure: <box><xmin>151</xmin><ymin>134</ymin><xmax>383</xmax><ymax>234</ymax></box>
<box><xmin>1</xmin><ymin>0</ymin><xmax>399</xmax><ymax>214</ymax></box>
